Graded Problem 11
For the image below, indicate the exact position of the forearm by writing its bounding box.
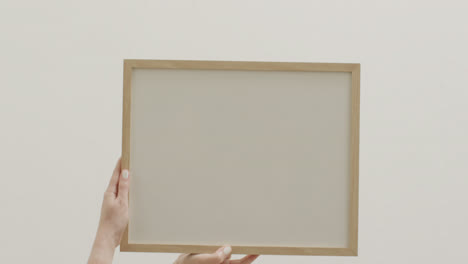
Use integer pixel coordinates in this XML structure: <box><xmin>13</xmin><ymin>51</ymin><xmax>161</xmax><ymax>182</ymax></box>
<box><xmin>88</xmin><ymin>230</ymin><xmax>116</xmax><ymax>264</ymax></box>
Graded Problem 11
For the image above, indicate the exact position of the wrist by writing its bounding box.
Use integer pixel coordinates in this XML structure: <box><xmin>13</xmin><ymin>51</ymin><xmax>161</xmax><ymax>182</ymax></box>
<box><xmin>95</xmin><ymin>226</ymin><xmax>120</xmax><ymax>249</ymax></box>
<box><xmin>88</xmin><ymin>231</ymin><xmax>116</xmax><ymax>264</ymax></box>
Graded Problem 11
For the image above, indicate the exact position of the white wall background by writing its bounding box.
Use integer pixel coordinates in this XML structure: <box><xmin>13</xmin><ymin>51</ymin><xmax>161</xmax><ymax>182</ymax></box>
<box><xmin>1</xmin><ymin>0</ymin><xmax>467</xmax><ymax>263</ymax></box>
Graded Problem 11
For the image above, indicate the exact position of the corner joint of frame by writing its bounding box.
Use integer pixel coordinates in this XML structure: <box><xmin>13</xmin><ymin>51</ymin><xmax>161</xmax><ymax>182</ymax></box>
<box><xmin>351</xmin><ymin>63</ymin><xmax>361</xmax><ymax>73</ymax></box>
<box><xmin>348</xmin><ymin>247</ymin><xmax>358</xmax><ymax>256</ymax></box>
<box><xmin>124</xmin><ymin>59</ymin><xmax>137</xmax><ymax>70</ymax></box>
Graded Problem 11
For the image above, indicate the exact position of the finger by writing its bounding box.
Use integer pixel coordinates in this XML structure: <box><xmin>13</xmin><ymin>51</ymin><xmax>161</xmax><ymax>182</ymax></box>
<box><xmin>220</xmin><ymin>246</ymin><xmax>233</xmax><ymax>264</ymax></box>
<box><xmin>174</xmin><ymin>253</ymin><xmax>190</xmax><ymax>264</ymax></box>
<box><xmin>106</xmin><ymin>158</ymin><xmax>121</xmax><ymax>195</ymax></box>
<box><xmin>229</xmin><ymin>255</ymin><xmax>259</xmax><ymax>264</ymax></box>
<box><xmin>184</xmin><ymin>246</ymin><xmax>232</xmax><ymax>264</ymax></box>
<box><xmin>117</xmin><ymin>169</ymin><xmax>130</xmax><ymax>201</ymax></box>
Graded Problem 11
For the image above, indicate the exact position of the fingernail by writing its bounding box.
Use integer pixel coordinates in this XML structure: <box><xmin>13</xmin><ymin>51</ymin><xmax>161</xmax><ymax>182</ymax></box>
<box><xmin>122</xmin><ymin>170</ymin><xmax>129</xmax><ymax>179</ymax></box>
<box><xmin>223</xmin><ymin>246</ymin><xmax>232</xmax><ymax>255</ymax></box>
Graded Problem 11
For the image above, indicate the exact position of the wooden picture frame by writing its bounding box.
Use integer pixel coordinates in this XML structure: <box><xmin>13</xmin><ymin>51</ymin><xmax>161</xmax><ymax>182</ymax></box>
<box><xmin>120</xmin><ymin>60</ymin><xmax>360</xmax><ymax>256</ymax></box>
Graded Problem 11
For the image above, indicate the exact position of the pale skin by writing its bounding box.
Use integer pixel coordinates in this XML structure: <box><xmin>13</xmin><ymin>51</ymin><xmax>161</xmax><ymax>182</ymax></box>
<box><xmin>88</xmin><ymin>159</ymin><xmax>260</xmax><ymax>264</ymax></box>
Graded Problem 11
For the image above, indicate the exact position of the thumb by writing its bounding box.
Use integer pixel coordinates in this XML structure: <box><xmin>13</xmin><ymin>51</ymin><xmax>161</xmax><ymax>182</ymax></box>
<box><xmin>118</xmin><ymin>170</ymin><xmax>130</xmax><ymax>201</ymax></box>
<box><xmin>217</xmin><ymin>246</ymin><xmax>232</xmax><ymax>264</ymax></box>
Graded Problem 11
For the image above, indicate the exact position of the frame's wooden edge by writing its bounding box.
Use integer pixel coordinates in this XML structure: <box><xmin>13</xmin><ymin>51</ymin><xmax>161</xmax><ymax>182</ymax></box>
<box><xmin>121</xmin><ymin>244</ymin><xmax>357</xmax><ymax>256</ymax></box>
<box><xmin>120</xmin><ymin>59</ymin><xmax>133</xmax><ymax>252</ymax></box>
<box><xmin>124</xmin><ymin>59</ymin><xmax>359</xmax><ymax>72</ymax></box>
<box><xmin>348</xmin><ymin>63</ymin><xmax>360</xmax><ymax>255</ymax></box>
<box><xmin>122</xmin><ymin>60</ymin><xmax>132</xmax><ymax>170</ymax></box>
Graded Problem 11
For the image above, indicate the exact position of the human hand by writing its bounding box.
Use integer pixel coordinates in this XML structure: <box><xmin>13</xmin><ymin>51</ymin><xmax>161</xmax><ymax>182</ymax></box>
<box><xmin>88</xmin><ymin>158</ymin><xmax>129</xmax><ymax>264</ymax></box>
<box><xmin>96</xmin><ymin>158</ymin><xmax>129</xmax><ymax>247</ymax></box>
<box><xmin>174</xmin><ymin>246</ymin><xmax>259</xmax><ymax>264</ymax></box>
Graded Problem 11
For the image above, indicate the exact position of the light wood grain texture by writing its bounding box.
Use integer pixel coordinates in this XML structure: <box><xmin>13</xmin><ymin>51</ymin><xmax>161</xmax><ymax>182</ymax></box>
<box><xmin>348</xmin><ymin>64</ymin><xmax>360</xmax><ymax>255</ymax></box>
<box><xmin>124</xmin><ymin>59</ymin><xmax>358</xmax><ymax>72</ymax></box>
<box><xmin>121</xmin><ymin>244</ymin><xmax>356</xmax><ymax>256</ymax></box>
<box><xmin>120</xmin><ymin>60</ymin><xmax>360</xmax><ymax>256</ymax></box>
<box><xmin>120</xmin><ymin>60</ymin><xmax>132</xmax><ymax>250</ymax></box>
<box><xmin>121</xmin><ymin>60</ymin><xmax>132</xmax><ymax>170</ymax></box>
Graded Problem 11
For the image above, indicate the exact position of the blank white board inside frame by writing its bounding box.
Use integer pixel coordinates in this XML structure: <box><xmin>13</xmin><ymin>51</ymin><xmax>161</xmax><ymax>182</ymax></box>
<box><xmin>121</xmin><ymin>60</ymin><xmax>360</xmax><ymax>256</ymax></box>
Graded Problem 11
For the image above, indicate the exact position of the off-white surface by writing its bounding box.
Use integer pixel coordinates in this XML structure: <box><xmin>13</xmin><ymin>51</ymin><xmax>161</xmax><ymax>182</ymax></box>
<box><xmin>1</xmin><ymin>1</ymin><xmax>468</xmax><ymax>264</ymax></box>
<box><xmin>129</xmin><ymin>69</ymin><xmax>352</xmax><ymax>247</ymax></box>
